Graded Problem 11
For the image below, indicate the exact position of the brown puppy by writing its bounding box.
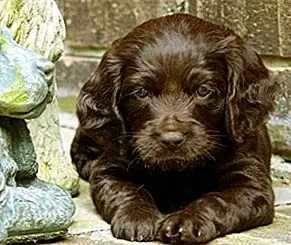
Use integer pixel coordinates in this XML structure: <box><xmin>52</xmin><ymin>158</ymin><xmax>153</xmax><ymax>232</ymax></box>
<box><xmin>71</xmin><ymin>13</ymin><xmax>277</xmax><ymax>244</ymax></box>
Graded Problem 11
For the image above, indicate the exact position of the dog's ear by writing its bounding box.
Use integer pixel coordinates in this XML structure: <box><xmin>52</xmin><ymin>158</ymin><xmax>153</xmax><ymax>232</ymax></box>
<box><xmin>76</xmin><ymin>39</ymin><xmax>124</xmax><ymax>139</ymax></box>
<box><xmin>221</xmin><ymin>37</ymin><xmax>277</xmax><ymax>142</ymax></box>
<box><xmin>208</xmin><ymin>34</ymin><xmax>277</xmax><ymax>142</ymax></box>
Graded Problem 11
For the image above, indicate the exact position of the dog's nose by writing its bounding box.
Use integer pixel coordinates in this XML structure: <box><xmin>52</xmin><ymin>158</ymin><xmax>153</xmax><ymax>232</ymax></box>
<box><xmin>160</xmin><ymin>131</ymin><xmax>185</xmax><ymax>146</ymax></box>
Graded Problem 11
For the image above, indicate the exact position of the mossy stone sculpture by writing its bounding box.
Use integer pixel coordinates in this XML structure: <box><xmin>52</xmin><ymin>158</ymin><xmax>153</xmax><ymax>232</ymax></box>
<box><xmin>0</xmin><ymin>0</ymin><xmax>80</xmax><ymax>196</ymax></box>
<box><xmin>0</xmin><ymin>28</ymin><xmax>75</xmax><ymax>244</ymax></box>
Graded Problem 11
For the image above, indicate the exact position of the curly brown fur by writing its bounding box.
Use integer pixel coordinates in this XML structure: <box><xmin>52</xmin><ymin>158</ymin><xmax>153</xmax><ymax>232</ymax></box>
<box><xmin>71</xmin><ymin>13</ymin><xmax>277</xmax><ymax>244</ymax></box>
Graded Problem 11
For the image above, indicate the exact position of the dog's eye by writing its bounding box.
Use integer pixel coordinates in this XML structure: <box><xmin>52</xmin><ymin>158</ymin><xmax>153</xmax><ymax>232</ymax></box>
<box><xmin>196</xmin><ymin>84</ymin><xmax>213</xmax><ymax>98</ymax></box>
<box><xmin>136</xmin><ymin>88</ymin><xmax>150</xmax><ymax>98</ymax></box>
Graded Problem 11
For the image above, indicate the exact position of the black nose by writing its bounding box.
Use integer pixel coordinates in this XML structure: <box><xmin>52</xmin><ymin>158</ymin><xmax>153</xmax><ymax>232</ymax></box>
<box><xmin>160</xmin><ymin>131</ymin><xmax>185</xmax><ymax>146</ymax></box>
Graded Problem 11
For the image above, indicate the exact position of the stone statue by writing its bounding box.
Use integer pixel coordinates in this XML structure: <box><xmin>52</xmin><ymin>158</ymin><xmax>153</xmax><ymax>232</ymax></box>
<box><xmin>0</xmin><ymin>28</ymin><xmax>75</xmax><ymax>244</ymax></box>
<box><xmin>0</xmin><ymin>0</ymin><xmax>80</xmax><ymax>196</ymax></box>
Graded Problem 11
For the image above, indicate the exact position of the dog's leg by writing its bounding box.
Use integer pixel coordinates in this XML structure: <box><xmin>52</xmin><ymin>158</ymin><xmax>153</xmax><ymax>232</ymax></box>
<box><xmin>71</xmin><ymin>130</ymin><xmax>161</xmax><ymax>242</ymax></box>
<box><xmin>89</xmin><ymin>154</ymin><xmax>162</xmax><ymax>242</ymax></box>
<box><xmin>157</xmin><ymin>158</ymin><xmax>274</xmax><ymax>244</ymax></box>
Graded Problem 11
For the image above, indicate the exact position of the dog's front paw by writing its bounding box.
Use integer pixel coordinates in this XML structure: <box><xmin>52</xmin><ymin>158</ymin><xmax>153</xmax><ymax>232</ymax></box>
<box><xmin>157</xmin><ymin>210</ymin><xmax>216</xmax><ymax>244</ymax></box>
<box><xmin>111</xmin><ymin>206</ymin><xmax>161</xmax><ymax>242</ymax></box>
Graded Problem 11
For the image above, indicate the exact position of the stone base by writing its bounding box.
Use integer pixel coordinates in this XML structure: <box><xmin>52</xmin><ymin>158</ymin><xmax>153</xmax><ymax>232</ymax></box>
<box><xmin>5</xmin><ymin>230</ymin><xmax>68</xmax><ymax>244</ymax></box>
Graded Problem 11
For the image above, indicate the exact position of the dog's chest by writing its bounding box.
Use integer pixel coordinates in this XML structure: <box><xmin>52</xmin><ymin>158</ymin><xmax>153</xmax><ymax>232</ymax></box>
<box><xmin>130</xmin><ymin>166</ymin><xmax>216</xmax><ymax>213</ymax></box>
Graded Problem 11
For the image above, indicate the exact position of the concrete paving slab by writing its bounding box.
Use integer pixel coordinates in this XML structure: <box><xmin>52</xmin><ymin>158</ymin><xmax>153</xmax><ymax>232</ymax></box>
<box><xmin>274</xmin><ymin>187</ymin><xmax>291</xmax><ymax>206</ymax></box>
<box><xmin>68</xmin><ymin>181</ymin><xmax>110</xmax><ymax>236</ymax></box>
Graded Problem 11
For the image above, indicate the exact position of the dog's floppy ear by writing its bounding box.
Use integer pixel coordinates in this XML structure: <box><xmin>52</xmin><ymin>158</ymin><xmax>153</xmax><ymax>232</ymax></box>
<box><xmin>221</xmin><ymin>37</ymin><xmax>277</xmax><ymax>142</ymax></box>
<box><xmin>76</xmin><ymin>39</ymin><xmax>124</xmax><ymax>139</ymax></box>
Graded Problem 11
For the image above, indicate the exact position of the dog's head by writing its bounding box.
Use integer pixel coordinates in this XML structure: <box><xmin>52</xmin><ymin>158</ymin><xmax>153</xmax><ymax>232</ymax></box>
<box><xmin>77</xmin><ymin>14</ymin><xmax>277</xmax><ymax>170</ymax></box>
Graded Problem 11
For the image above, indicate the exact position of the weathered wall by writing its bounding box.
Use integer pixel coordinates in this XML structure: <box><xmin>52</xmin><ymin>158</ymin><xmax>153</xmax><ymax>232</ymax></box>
<box><xmin>55</xmin><ymin>0</ymin><xmax>291</xmax><ymax>94</ymax></box>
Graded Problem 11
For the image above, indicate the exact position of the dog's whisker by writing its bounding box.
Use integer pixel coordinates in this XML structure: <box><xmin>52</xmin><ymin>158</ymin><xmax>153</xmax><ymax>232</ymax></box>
<box><xmin>204</xmin><ymin>149</ymin><xmax>217</xmax><ymax>162</ymax></box>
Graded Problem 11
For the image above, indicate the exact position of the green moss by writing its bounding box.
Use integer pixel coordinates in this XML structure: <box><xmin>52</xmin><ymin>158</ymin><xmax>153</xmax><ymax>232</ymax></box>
<box><xmin>0</xmin><ymin>66</ymin><xmax>28</xmax><ymax>106</ymax></box>
<box><xmin>57</xmin><ymin>95</ymin><xmax>77</xmax><ymax>114</ymax></box>
<box><xmin>0</xmin><ymin>33</ymin><xmax>8</xmax><ymax>51</ymax></box>
<box><xmin>10</xmin><ymin>0</ymin><xmax>24</xmax><ymax>14</ymax></box>
<box><xmin>5</xmin><ymin>0</ymin><xmax>32</xmax><ymax>45</ymax></box>
<box><xmin>4</xmin><ymin>0</ymin><xmax>24</xmax><ymax>27</ymax></box>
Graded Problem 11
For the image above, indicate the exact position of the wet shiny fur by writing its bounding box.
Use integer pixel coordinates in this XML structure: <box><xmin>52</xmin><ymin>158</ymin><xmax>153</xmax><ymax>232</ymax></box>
<box><xmin>71</xmin><ymin>14</ymin><xmax>277</xmax><ymax>244</ymax></box>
